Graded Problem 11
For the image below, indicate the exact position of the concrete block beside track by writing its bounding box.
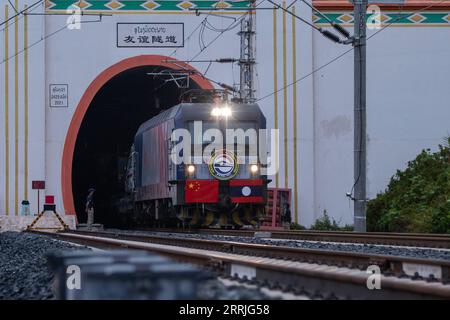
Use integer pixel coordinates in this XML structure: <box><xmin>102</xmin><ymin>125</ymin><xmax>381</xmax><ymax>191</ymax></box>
<box><xmin>254</xmin><ymin>231</ymin><xmax>272</xmax><ymax>238</ymax></box>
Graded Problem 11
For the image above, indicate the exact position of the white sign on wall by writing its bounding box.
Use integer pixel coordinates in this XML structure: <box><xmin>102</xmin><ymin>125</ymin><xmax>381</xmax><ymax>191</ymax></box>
<box><xmin>117</xmin><ymin>23</ymin><xmax>184</xmax><ymax>48</ymax></box>
<box><xmin>49</xmin><ymin>84</ymin><xmax>68</xmax><ymax>108</ymax></box>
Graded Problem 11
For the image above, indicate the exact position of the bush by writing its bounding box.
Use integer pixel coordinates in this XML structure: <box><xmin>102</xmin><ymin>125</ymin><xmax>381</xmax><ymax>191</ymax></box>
<box><xmin>289</xmin><ymin>222</ymin><xmax>306</xmax><ymax>230</ymax></box>
<box><xmin>309</xmin><ymin>210</ymin><xmax>354</xmax><ymax>231</ymax></box>
<box><xmin>310</xmin><ymin>211</ymin><xmax>340</xmax><ymax>230</ymax></box>
<box><xmin>367</xmin><ymin>138</ymin><xmax>450</xmax><ymax>233</ymax></box>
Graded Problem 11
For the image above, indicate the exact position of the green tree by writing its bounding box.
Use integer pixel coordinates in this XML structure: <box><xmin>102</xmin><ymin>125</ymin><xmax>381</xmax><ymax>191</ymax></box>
<box><xmin>367</xmin><ymin>138</ymin><xmax>450</xmax><ymax>233</ymax></box>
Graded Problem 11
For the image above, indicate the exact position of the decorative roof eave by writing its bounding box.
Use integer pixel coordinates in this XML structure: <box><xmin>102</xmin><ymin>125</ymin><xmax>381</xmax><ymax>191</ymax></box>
<box><xmin>313</xmin><ymin>0</ymin><xmax>450</xmax><ymax>11</ymax></box>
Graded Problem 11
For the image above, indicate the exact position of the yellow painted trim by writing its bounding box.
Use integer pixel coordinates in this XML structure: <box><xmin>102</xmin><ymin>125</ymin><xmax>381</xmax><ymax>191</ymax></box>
<box><xmin>4</xmin><ymin>5</ymin><xmax>9</xmax><ymax>216</ymax></box>
<box><xmin>292</xmin><ymin>6</ymin><xmax>298</xmax><ymax>224</ymax></box>
<box><xmin>272</xmin><ymin>8</ymin><xmax>279</xmax><ymax>188</ymax></box>
<box><xmin>282</xmin><ymin>1</ymin><xmax>288</xmax><ymax>189</ymax></box>
<box><xmin>24</xmin><ymin>5</ymin><xmax>29</xmax><ymax>201</ymax></box>
<box><xmin>14</xmin><ymin>0</ymin><xmax>19</xmax><ymax>215</ymax></box>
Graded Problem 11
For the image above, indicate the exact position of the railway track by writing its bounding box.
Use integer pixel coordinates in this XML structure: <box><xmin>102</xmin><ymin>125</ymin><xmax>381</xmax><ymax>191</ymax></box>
<box><xmin>32</xmin><ymin>230</ymin><xmax>450</xmax><ymax>299</ymax></box>
<box><xmin>138</xmin><ymin>228</ymin><xmax>450</xmax><ymax>249</ymax></box>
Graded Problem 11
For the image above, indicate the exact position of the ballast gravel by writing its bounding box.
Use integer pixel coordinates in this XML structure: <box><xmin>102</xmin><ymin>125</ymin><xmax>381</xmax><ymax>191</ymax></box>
<box><xmin>0</xmin><ymin>232</ymin><xmax>273</xmax><ymax>300</ymax></box>
<box><xmin>0</xmin><ymin>231</ymin><xmax>88</xmax><ymax>300</ymax></box>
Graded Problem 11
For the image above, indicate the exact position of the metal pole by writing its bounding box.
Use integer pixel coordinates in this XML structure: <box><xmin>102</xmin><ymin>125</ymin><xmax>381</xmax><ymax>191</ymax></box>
<box><xmin>239</xmin><ymin>0</ymin><xmax>256</xmax><ymax>103</ymax></box>
<box><xmin>353</xmin><ymin>0</ymin><xmax>367</xmax><ymax>232</ymax></box>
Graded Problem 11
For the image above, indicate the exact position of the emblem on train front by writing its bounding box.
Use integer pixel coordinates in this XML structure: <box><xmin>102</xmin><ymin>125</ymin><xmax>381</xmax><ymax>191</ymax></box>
<box><xmin>209</xmin><ymin>150</ymin><xmax>239</xmax><ymax>180</ymax></box>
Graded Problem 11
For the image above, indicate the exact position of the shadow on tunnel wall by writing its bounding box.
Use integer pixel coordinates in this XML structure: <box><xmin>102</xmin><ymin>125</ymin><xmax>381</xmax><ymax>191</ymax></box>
<box><xmin>72</xmin><ymin>65</ymin><xmax>200</xmax><ymax>226</ymax></box>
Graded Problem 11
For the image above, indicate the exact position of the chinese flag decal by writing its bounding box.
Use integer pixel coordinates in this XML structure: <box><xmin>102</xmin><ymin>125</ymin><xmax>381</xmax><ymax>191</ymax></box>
<box><xmin>185</xmin><ymin>180</ymin><xmax>219</xmax><ymax>203</ymax></box>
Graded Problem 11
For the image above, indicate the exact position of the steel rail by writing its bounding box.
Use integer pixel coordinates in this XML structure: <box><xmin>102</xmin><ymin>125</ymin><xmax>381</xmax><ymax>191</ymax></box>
<box><xmin>33</xmin><ymin>230</ymin><xmax>450</xmax><ymax>299</ymax></box>
<box><xmin>48</xmin><ymin>230</ymin><xmax>450</xmax><ymax>283</ymax></box>
<box><xmin>138</xmin><ymin>228</ymin><xmax>450</xmax><ymax>249</ymax></box>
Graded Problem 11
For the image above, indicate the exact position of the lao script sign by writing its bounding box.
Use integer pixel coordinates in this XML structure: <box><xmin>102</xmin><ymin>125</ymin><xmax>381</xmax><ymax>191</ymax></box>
<box><xmin>117</xmin><ymin>23</ymin><xmax>184</xmax><ymax>48</ymax></box>
<box><xmin>49</xmin><ymin>84</ymin><xmax>68</xmax><ymax>108</ymax></box>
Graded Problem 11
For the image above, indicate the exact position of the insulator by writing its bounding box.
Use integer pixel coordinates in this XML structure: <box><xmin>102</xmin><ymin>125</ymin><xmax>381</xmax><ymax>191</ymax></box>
<box><xmin>332</xmin><ymin>23</ymin><xmax>351</xmax><ymax>38</ymax></box>
<box><xmin>321</xmin><ymin>30</ymin><xmax>341</xmax><ymax>43</ymax></box>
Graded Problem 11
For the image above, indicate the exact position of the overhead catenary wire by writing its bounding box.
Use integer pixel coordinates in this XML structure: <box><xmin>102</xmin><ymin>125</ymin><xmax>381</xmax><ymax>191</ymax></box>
<box><xmin>150</xmin><ymin>67</ymin><xmax>237</xmax><ymax>94</ymax></box>
<box><xmin>0</xmin><ymin>0</ymin><xmax>43</xmax><ymax>27</ymax></box>
<box><xmin>159</xmin><ymin>0</ymin><xmax>265</xmax><ymax>95</ymax></box>
<box><xmin>267</xmin><ymin>0</ymin><xmax>345</xmax><ymax>44</ymax></box>
<box><xmin>1</xmin><ymin>0</ymin><xmax>41</xmax><ymax>32</ymax></box>
<box><xmin>7</xmin><ymin>0</ymin><xmax>18</xmax><ymax>14</ymax></box>
<box><xmin>267</xmin><ymin>0</ymin><xmax>320</xmax><ymax>31</ymax></box>
<box><xmin>255</xmin><ymin>0</ymin><xmax>448</xmax><ymax>204</ymax></box>
<box><xmin>173</xmin><ymin>0</ymin><xmax>355</xmax><ymax>96</ymax></box>
<box><xmin>1</xmin><ymin>0</ymin><xmax>110</xmax><ymax>33</ymax></box>
<box><xmin>169</xmin><ymin>0</ymin><xmax>241</xmax><ymax>58</ymax></box>
<box><xmin>1</xmin><ymin>15</ymin><xmax>105</xmax><ymax>66</ymax></box>
<box><xmin>164</xmin><ymin>58</ymin><xmax>238</xmax><ymax>63</ymax></box>
<box><xmin>191</xmin><ymin>13</ymin><xmax>248</xmax><ymax>62</ymax></box>
<box><xmin>152</xmin><ymin>2</ymin><xmax>263</xmax><ymax>95</ymax></box>
<box><xmin>257</xmin><ymin>0</ymin><xmax>448</xmax><ymax>102</ymax></box>
<box><xmin>286</xmin><ymin>0</ymin><xmax>298</xmax><ymax>10</ymax></box>
<box><xmin>148</xmin><ymin>0</ymin><xmax>446</xmax><ymax>102</ymax></box>
<box><xmin>300</xmin><ymin>0</ymin><xmax>351</xmax><ymax>38</ymax></box>
<box><xmin>202</xmin><ymin>13</ymin><xmax>238</xmax><ymax>32</ymax></box>
<box><xmin>187</xmin><ymin>0</ymin><xmax>265</xmax><ymax>64</ymax></box>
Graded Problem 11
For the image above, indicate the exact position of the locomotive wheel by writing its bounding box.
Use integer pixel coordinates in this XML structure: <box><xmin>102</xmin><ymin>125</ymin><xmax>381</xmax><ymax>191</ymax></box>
<box><xmin>232</xmin><ymin>211</ymin><xmax>244</xmax><ymax>227</ymax></box>
<box><xmin>202</xmin><ymin>211</ymin><xmax>216</xmax><ymax>227</ymax></box>
<box><xmin>244</xmin><ymin>207</ymin><xmax>258</xmax><ymax>226</ymax></box>
<box><xmin>219</xmin><ymin>212</ymin><xmax>228</xmax><ymax>226</ymax></box>
<box><xmin>190</xmin><ymin>207</ymin><xmax>201</xmax><ymax>226</ymax></box>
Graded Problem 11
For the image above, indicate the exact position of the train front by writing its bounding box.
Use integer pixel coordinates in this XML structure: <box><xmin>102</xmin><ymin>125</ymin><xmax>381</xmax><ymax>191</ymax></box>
<box><xmin>172</xmin><ymin>102</ymin><xmax>268</xmax><ymax>228</ymax></box>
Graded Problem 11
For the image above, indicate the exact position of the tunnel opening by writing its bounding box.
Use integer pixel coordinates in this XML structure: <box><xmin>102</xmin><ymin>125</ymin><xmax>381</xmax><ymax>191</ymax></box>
<box><xmin>72</xmin><ymin>65</ymin><xmax>201</xmax><ymax>227</ymax></box>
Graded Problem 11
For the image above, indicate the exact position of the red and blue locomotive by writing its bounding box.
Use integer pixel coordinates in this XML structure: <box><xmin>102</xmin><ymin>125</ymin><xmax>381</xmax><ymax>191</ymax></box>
<box><xmin>124</xmin><ymin>100</ymin><xmax>267</xmax><ymax>227</ymax></box>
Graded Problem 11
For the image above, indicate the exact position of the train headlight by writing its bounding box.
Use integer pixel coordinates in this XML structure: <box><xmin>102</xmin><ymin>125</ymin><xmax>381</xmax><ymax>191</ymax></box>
<box><xmin>250</xmin><ymin>164</ymin><xmax>259</xmax><ymax>173</ymax></box>
<box><xmin>222</xmin><ymin>106</ymin><xmax>232</xmax><ymax>117</ymax></box>
<box><xmin>211</xmin><ymin>105</ymin><xmax>232</xmax><ymax>118</ymax></box>
<box><xmin>211</xmin><ymin>107</ymin><xmax>221</xmax><ymax>117</ymax></box>
<box><xmin>187</xmin><ymin>165</ymin><xmax>195</xmax><ymax>174</ymax></box>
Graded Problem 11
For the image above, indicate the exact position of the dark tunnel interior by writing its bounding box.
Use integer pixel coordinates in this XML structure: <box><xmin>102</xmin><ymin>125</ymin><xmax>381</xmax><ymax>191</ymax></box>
<box><xmin>72</xmin><ymin>65</ymin><xmax>200</xmax><ymax>226</ymax></box>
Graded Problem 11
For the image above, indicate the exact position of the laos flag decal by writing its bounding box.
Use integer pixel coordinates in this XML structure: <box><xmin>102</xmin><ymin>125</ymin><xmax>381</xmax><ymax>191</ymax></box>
<box><xmin>229</xmin><ymin>179</ymin><xmax>264</xmax><ymax>203</ymax></box>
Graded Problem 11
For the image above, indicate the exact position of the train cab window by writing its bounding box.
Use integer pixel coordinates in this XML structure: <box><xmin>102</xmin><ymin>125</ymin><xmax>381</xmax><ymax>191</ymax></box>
<box><xmin>188</xmin><ymin>121</ymin><xmax>221</xmax><ymax>146</ymax></box>
<box><xmin>187</xmin><ymin>121</ymin><xmax>258</xmax><ymax>157</ymax></box>
<box><xmin>224</xmin><ymin>122</ymin><xmax>258</xmax><ymax>157</ymax></box>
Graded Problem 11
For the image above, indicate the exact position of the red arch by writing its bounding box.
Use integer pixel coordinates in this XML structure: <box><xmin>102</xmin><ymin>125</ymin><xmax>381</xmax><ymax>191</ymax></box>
<box><xmin>61</xmin><ymin>55</ymin><xmax>213</xmax><ymax>216</ymax></box>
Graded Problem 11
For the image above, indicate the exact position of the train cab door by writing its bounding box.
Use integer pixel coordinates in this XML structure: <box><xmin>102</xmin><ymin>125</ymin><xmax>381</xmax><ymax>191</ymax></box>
<box><xmin>167</xmin><ymin>136</ymin><xmax>178</xmax><ymax>198</ymax></box>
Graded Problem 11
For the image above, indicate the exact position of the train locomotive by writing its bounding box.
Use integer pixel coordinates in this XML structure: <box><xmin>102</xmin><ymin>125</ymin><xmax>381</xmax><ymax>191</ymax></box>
<box><xmin>123</xmin><ymin>99</ymin><xmax>268</xmax><ymax>228</ymax></box>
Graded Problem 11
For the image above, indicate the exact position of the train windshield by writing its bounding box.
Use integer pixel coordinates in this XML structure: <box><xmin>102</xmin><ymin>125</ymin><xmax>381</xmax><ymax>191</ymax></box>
<box><xmin>188</xmin><ymin>121</ymin><xmax>258</xmax><ymax>157</ymax></box>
